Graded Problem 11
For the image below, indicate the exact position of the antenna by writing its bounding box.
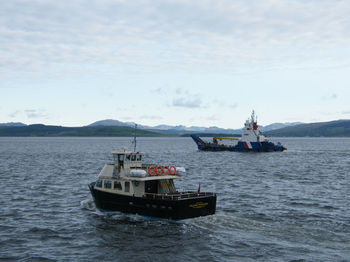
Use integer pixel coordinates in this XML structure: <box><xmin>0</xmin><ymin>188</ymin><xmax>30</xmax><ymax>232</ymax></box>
<box><xmin>133</xmin><ymin>124</ymin><xmax>137</xmax><ymax>152</ymax></box>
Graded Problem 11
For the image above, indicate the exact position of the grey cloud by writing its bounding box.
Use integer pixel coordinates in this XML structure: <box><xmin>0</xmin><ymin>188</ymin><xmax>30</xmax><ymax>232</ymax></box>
<box><xmin>172</xmin><ymin>97</ymin><xmax>202</xmax><ymax>108</ymax></box>
<box><xmin>152</xmin><ymin>87</ymin><xmax>167</xmax><ymax>94</ymax></box>
<box><xmin>8</xmin><ymin>111</ymin><xmax>20</xmax><ymax>118</ymax></box>
<box><xmin>323</xmin><ymin>93</ymin><xmax>338</xmax><ymax>100</ymax></box>
<box><xmin>230</xmin><ymin>103</ymin><xmax>238</xmax><ymax>109</ymax></box>
<box><xmin>139</xmin><ymin>115</ymin><xmax>163</xmax><ymax>120</ymax></box>
<box><xmin>24</xmin><ymin>109</ymin><xmax>48</xmax><ymax>119</ymax></box>
<box><xmin>175</xmin><ymin>88</ymin><xmax>182</xmax><ymax>95</ymax></box>
<box><xmin>205</xmin><ymin>114</ymin><xmax>220</xmax><ymax>121</ymax></box>
<box><xmin>1</xmin><ymin>0</ymin><xmax>350</xmax><ymax>74</ymax></box>
<box><xmin>120</xmin><ymin>116</ymin><xmax>133</xmax><ymax>120</ymax></box>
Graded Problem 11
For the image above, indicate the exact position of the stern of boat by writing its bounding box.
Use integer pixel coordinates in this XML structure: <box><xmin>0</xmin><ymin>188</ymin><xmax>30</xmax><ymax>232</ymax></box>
<box><xmin>174</xmin><ymin>193</ymin><xmax>217</xmax><ymax>219</ymax></box>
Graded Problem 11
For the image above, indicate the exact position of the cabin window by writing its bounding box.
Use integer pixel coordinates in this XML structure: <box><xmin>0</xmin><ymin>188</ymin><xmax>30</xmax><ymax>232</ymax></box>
<box><xmin>104</xmin><ymin>180</ymin><xmax>112</xmax><ymax>189</ymax></box>
<box><xmin>114</xmin><ymin>181</ymin><xmax>122</xmax><ymax>190</ymax></box>
<box><xmin>131</xmin><ymin>154</ymin><xmax>136</xmax><ymax>161</ymax></box>
<box><xmin>125</xmin><ymin>182</ymin><xmax>130</xmax><ymax>192</ymax></box>
<box><xmin>137</xmin><ymin>154</ymin><xmax>142</xmax><ymax>161</ymax></box>
<box><xmin>96</xmin><ymin>180</ymin><xmax>102</xmax><ymax>188</ymax></box>
<box><xmin>126</xmin><ymin>155</ymin><xmax>131</xmax><ymax>161</ymax></box>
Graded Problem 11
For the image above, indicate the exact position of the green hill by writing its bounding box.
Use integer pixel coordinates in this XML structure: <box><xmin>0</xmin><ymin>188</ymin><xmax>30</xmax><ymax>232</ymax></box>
<box><xmin>266</xmin><ymin>120</ymin><xmax>350</xmax><ymax>137</ymax></box>
<box><xmin>0</xmin><ymin>125</ymin><xmax>169</xmax><ymax>137</ymax></box>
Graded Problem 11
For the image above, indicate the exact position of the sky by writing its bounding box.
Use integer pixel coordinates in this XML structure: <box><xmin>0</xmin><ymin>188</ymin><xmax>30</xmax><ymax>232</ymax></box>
<box><xmin>1</xmin><ymin>0</ymin><xmax>350</xmax><ymax>129</ymax></box>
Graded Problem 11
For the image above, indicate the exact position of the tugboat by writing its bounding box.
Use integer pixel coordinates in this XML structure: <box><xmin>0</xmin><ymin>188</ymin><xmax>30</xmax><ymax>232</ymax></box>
<box><xmin>191</xmin><ymin>111</ymin><xmax>287</xmax><ymax>152</ymax></box>
<box><xmin>88</xmin><ymin>147</ymin><xmax>216</xmax><ymax>220</ymax></box>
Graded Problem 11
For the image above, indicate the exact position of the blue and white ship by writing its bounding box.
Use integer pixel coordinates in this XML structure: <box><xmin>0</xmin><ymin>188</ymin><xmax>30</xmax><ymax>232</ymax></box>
<box><xmin>191</xmin><ymin>111</ymin><xmax>287</xmax><ymax>152</ymax></box>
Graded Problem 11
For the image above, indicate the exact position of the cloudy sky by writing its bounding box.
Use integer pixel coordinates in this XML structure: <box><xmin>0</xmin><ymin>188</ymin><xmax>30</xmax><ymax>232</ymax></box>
<box><xmin>1</xmin><ymin>0</ymin><xmax>350</xmax><ymax>128</ymax></box>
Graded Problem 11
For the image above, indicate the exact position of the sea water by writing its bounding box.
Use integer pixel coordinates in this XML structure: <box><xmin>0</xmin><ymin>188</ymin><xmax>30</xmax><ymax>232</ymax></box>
<box><xmin>0</xmin><ymin>137</ymin><xmax>349</xmax><ymax>261</ymax></box>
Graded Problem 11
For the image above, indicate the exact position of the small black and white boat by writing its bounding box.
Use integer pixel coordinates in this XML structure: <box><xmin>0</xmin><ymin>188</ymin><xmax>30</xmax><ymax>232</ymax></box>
<box><xmin>88</xmin><ymin>148</ymin><xmax>216</xmax><ymax>220</ymax></box>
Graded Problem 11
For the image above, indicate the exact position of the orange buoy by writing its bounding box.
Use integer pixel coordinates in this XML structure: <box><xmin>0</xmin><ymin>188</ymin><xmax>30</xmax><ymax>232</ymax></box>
<box><xmin>169</xmin><ymin>166</ymin><xmax>176</xmax><ymax>175</ymax></box>
<box><xmin>162</xmin><ymin>166</ymin><xmax>169</xmax><ymax>175</ymax></box>
<box><xmin>148</xmin><ymin>166</ymin><xmax>156</xmax><ymax>176</ymax></box>
<box><xmin>156</xmin><ymin>165</ymin><xmax>163</xmax><ymax>176</ymax></box>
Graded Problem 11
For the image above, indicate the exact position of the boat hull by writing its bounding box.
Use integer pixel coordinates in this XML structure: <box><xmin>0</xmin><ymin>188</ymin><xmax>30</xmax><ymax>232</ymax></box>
<box><xmin>89</xmin><ymin>182</ymin><xmax>216</xmax><ymax>220</ymax></box>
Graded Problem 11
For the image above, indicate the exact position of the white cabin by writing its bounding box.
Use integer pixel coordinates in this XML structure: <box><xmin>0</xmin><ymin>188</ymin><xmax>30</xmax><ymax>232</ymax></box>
<box><xmin>94</xmin><ymin>149</ymin><xmax>183</xmax><ymax>198</ymax></box>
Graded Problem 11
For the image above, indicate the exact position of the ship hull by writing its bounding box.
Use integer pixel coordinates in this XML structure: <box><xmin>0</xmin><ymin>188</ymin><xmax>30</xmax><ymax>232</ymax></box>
<box><xmin>191</xmin><ymin>135</ymin><xmax>286</xmax><ymax>152</ymax></box>
<box><xmin>89</xmin><ymin>182</ymin><xmax>216</xmax><ymax>220</ymax></box>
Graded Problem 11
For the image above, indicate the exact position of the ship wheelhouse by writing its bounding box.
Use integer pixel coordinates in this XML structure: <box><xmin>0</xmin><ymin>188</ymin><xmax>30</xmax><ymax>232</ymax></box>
<box><xmin>94</xmin><ymin>149</ymin><xmax>181</xmax><ymax>198</ymax></box>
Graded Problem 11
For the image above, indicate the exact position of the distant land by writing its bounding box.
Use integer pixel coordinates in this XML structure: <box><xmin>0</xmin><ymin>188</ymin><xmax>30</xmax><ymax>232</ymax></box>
<box><xmin>266</xmin><ymin>120</ymin><xmax>350</xmax><ymax>137</ymax></box>
<box><xmin>1</xmin><ymin>119</ymin><xmax>350</xmax><ymax>137</ymax></box>
<box><xmin>0</xmin><ymin>125</ymin><xmax>168</xmax><ymax>137</ymax></box>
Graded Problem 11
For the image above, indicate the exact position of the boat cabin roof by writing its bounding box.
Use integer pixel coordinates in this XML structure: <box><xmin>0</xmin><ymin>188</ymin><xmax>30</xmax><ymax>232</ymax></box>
<box><xmin>98</xmin><ymin>164</ymin><xmax>182</xmax><ymax>181</ymax></box>
<box><xmin>124</xmin><ymin>174</ymin><xmax>181</xmax><ymax>181</ymax></box>
<box><xmin>112</xmin><ymin>149</ymin><xmax>142</xmax><ymax>155</ymax></box>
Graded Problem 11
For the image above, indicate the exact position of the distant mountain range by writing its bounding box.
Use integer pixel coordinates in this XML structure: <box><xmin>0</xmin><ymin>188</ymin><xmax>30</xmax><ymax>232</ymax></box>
<box><xmin>0</xmin><ymin>122</ymin><xmax>27</xmax><ymax>127</ymax></box>
<box><xmin>0</xmin><ymin>124</ymin><xmax>167</xmax><ymax>137</ymax></box>
<box><xmin>87</xmin><ymin>119</ymin><xmax>302</xmax><ymax>135</ymax></box>
<box><xmin>1</xmin><ymin>119</ymin><xmax>350</xmax><ymax>137</ymax></box>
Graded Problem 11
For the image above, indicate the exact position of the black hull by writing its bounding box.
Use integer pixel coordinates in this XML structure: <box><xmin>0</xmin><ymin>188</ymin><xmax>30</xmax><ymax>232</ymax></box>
<box><xmin>89</xmin><ymin>183</ymin><xmax>216</xmax><ymax>220</ymax></box>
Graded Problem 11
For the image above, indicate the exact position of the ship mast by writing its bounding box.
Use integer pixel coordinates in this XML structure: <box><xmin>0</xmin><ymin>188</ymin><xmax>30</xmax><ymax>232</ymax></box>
<box><xmin>133</xmin><ymin>124</ymin><xmax>137</xmax><ymax>152</ymax></box>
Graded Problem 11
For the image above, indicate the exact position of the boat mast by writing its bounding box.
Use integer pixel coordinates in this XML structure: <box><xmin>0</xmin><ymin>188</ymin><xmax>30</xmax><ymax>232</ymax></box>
<box><xmin>133</xmin><ymin>124</ymin><xmax>137</xmax><ymax>152</ymax></box>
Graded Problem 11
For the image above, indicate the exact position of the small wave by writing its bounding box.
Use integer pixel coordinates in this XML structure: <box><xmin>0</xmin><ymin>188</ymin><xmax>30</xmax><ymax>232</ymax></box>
<box><xmin>289</xmin><ymin>201</ymin><xmax>320</xmax><ymax>208</ymax></box>
<box><xmin>80</xmin><ymin>199</ymin><xmax>95</xmax><ymax>210</ymax></box>
<box><xmin>25</xmin><ymin>227</ymin><xmax>59</xmax><ymax>235</ymax></box>
<box><xmin>321</xmin><ymin>205</ymin><xmax>337</xmax><ymax>210</ymax></box>
<box><xmin>18</xmin><ymin>256</ymin><xmax>56</xmax><ymax>262</ymax></box>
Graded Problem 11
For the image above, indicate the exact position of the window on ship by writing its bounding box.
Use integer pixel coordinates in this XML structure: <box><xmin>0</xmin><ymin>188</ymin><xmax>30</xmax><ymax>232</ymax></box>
<box><xmin>104</xmin><ymin>180</ymin><xmax>112</xmax><ymax>189</ymax></box>
<box><xmin>125</xmin><ymin>182</ymin><xmax>130</xmax><ymax>192</ymax></box>
<box><xmin>114</xmin><ymin>181</ymin><xmax>122</xmax><ymax>190</ymax></box>
<box><xmin>96</xmin><ymin>180</ymin><xmax>102</xmax><ymax>188</ymax></box>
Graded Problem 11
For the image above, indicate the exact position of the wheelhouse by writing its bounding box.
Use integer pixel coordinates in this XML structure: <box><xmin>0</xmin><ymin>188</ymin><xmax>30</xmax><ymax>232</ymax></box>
<box><xmin>95</xmin><ymin>149</ymin><xmax>181</xmax><ymax>198</ymax></box>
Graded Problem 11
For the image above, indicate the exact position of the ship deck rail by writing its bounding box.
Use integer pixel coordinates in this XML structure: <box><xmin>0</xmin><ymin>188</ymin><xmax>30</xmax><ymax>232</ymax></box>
<box><xmin>144</xmin><ymin>191</ymin><xmax>216</xmax><ymax>200</ymax></box>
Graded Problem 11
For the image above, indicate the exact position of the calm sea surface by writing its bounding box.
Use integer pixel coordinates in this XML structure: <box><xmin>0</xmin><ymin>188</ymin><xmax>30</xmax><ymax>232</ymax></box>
<box><xmin>0</xmin><ymin>137</ymin><xmax>349</xmax><ymax>261</ymax></box>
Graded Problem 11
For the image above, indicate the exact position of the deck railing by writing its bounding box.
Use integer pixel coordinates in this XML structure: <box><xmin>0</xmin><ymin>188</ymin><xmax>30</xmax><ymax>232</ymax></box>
<box><xmin>144</xmin><ymin>191</ymin><xmax>216</xmax><ymax>200</ymax></box>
